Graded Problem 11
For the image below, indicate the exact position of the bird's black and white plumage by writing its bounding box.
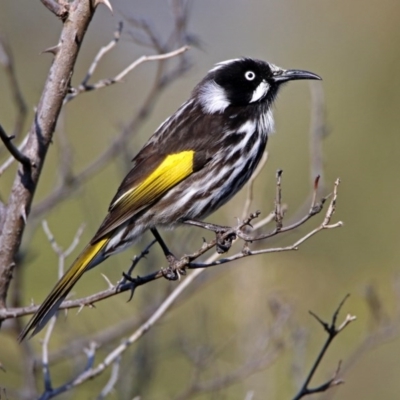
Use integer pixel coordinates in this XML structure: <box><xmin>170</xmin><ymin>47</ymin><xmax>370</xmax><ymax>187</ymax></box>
<box><xmin>20</xmin><ymin>57</ymin><xmax>321</xmax><ymax>341</ymax></box>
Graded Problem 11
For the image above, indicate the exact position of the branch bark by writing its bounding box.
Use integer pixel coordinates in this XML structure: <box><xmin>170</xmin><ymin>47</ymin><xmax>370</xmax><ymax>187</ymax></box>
<box><xmin>0</xmin><ymin>2</ymin><xmax>95</xmax><ymax>311</ymax></box>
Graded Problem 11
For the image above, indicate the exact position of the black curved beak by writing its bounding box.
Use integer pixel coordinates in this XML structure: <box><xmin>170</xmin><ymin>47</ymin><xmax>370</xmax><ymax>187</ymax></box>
<box><xmin>272</xmin><ymin>69</ymin><xmax>322</xmax><ymax>83</ymax></box>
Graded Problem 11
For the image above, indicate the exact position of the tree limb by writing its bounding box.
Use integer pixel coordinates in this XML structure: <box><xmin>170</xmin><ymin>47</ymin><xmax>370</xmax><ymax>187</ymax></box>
<box><xmin>0</xmin><ymin>1</ymin><xmax>95</xmax><ymax>311</ymax></box>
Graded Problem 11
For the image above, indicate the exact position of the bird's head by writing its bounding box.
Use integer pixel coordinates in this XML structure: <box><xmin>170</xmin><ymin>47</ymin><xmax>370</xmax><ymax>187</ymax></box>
<box><xmin>195</xmin><ymin>58</ymin><xmax>321</xmax><ymax>114</ymax></box>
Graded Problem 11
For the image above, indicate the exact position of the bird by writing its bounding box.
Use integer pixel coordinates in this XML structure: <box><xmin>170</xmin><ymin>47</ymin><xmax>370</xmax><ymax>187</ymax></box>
<box><xmin>19</xmin><ymin>57</ymin><xmax>321</xmax><ymax>341</ymax></box>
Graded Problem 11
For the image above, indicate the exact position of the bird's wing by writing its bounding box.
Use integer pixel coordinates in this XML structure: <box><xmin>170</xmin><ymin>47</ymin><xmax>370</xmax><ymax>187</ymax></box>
<box><xmin>91</xmin><ymin>148</ymin><xmax>210</xmax><ymax>243</ymax></box>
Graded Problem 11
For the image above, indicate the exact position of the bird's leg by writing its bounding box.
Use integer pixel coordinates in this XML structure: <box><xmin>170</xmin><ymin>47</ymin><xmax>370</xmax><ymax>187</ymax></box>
<box><xmin>183</xmin><ymin>219</ymin><xmax>237</xmax><ymax>254</ymax></box>
<box><xmin>150</xmin><ymin>227</ymin><xmax>185</xmax><ymax>280</ymax></box>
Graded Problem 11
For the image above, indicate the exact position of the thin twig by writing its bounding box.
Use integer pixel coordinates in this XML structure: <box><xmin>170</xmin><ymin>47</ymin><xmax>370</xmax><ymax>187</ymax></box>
<box><xmin>38</xmin><ymin>221</ymin><xmax>86</xmax><ymax>393</ymax></box>
<box><xmin>0</xmin><ymin>36</ymin><xmax>27</xmax><ymax>139</ymax></box>
<box><xmin>42</xmin><ymin>316</ymin><xmax>57</xmax><ymax>392</ymax></box>
<box><xmin>241</xmin><ymin>151</ymin><xmax>268</xmax><ymax>220</ymax></box>
<box><xmin>250</xmin><ymin>177</ymin><xmax>339</xmax><ymax>241</ymax></box>
<box><xmin>292</xmin><ymin>295</ymin><xmax>356</xmax><ymax>400</ymax></box>
<box><xmin>274</xmin><ymin>169</ymin><xmax>284</xmax><ymax>230</ymax></box>
<box><xmin>68</xmin><ymin>254</ymin><xmax>218</xmax><ymax>388</ymax></box>
<box><xmin>83</xmin><ymin>22</ymin><xmax>123</xmax><ymax>88</ymax></box>
<box><xmin>65</xmin><ymin>45</ymin><xmax>190</xmax><ymax>102</ymax></box>
<box><xmin>189</xmin><ymin>179</ymin><xmax>342</xmax><ymax>268</ymax></box>
<box><xmin>0</xmin><ymin>124</ymin><xmax>31</xmax><ymax>168</ymax></box>
<box><xmin>0</xmin><ymin>134</ymin><xmax>29</xmax><ymax>176</ymax></box>
<box><xmin>96</xmin><ymin>356</ymin><xmax>121</xmax><ymax>399</ymax></box>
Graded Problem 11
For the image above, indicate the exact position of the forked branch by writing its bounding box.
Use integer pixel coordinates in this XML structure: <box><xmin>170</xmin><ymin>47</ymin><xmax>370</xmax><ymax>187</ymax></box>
<box><xmin>292</xmin><ymin>295</ymin><xmax>356</xmax><ymax>400</ymax></box>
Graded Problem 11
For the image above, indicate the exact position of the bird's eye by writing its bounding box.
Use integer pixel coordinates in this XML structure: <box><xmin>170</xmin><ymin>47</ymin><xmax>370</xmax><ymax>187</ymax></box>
<box><xmin>245</xmin><ymin>71</ymin><xmax>256</xmax><ymax>81</ymax></box>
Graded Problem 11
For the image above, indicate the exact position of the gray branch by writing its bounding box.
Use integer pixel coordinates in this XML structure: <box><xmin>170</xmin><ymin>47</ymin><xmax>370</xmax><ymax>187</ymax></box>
<box><xmin>0</xmin><ymin>1</ymin><xmax>96</xmax><ymax>312</ymax></box>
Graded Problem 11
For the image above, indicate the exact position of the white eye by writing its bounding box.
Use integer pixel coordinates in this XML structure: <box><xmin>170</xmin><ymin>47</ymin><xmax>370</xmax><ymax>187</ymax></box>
<box><xmin>245</xmin><ymin>71</ymin><xmax>256</xmax><ymax>81</ymax></box>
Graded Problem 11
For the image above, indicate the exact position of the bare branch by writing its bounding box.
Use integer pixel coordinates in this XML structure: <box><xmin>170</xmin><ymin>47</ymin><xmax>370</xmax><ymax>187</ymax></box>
<box><xmin>318</xmin><ymin>281</ymin><xmax>400</xmax><ymax>400</ymax></box>
<box><xmin>97</xmin><ymin>356</ymin><xmax>121</xmax><ymax>400</ymax></box>
<box><xmin>66</xmin><ymin>44</ymin><xmax>190</xmax><ymax>102</ymax></box>
<box><xmin>292</xmin><ymin>296</ymin><xmax>356</xmax><ymax>400</ymax></box>
<box><xmin>0</xmin><ymin>0</ymin><xmax>96</xmax><ymax>310</ymax></box>
<box><xmin>251</xmin><ymin>176</ymin><xmax>340</xmax><ymax>240</ymax></box>
<box><xmin>42</xmin><ymin>316</ymin><xmax>57</xmax><ymax>392</ymax></box>
<box><xmin>64</xmin><ymin>225</ymin><xmax>86</xmax><ymax>257</ymax></box>
<box><xmin>38</xmin><ymin>221</ymin><xmax>88</xmax><ymax>394</ymax></box>
<box><xmin>0</xmin><ymin>124</ymin><xmax>31</xmax><ymax>168</ymax></box>
<box><xmin>189</xmin><ymin>179</ymin><xmax>343</xmax><ymax>268</ymax></box>
<box><xmin>66</xmin><ymin>260</ymin><xmax>215</xmax><ymax>388</ymax></box>
<box><xmin>274</xmin><ymin>169</ymin><xmax>284</xmax><ymax>229</ymax></box>
<box><xmin>2</xmin><ymin>176</ymin><xmax>342</xmax><ymax>323</ymax></box>
<box><xmin>81</xmin><ymin>22</ymin><xmax>123</xmax><ymax>87</ymax></box>
<box><xmin>40</xmin><ymin>0</ymin><xmax>69</xmax><ymax>20</ymax></box>
<box><xmin>0</xmin><ymin>36</ymin><xmax>28</xmax><ymax>139</ymax></box>
<box><xmin>0</xmin><ymin>134</ymin><xmax>29</xmax><ymax>176</ymax></box>
<box><xmin>8</xmin><ymin>174</ymin><xmax>342</xmax><ymax>398</ymax></box>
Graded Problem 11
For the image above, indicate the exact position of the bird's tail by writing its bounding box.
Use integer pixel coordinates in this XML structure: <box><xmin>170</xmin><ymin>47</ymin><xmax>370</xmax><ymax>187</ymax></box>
<box><xmin>18</xmin><ymin>237</ymin><xmax>109</xmax><ymax>341</ymax></box>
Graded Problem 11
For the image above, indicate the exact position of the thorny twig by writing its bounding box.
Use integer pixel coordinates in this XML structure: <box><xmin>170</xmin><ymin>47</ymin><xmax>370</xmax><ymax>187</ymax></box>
<box><xmin>0</xmin><ymin>124</ymin><xmax>31</xmax><ymax>168</ymax></box>
<box><xmin>0</xmin><ymin>134</ymin><xmax>29</xmax><ymax>176</ymax></box>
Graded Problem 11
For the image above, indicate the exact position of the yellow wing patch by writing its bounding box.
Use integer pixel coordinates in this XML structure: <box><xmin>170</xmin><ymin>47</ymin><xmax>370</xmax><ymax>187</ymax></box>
<box><xmin>112</xmin><ymin>151</ymin><xmax>195</xmax><ymax>212</ymax></box>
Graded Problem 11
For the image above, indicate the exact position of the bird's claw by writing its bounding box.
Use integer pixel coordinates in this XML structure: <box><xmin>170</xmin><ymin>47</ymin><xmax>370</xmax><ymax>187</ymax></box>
<box><xmin>216</xmin><ymin>229</ymin><xmax>237</xmax><ymax>254</ymax></box>
<box><xmin>162</xmin><ymin>254</ymin><xmax>186</xmax><ymax>280</ymax></box>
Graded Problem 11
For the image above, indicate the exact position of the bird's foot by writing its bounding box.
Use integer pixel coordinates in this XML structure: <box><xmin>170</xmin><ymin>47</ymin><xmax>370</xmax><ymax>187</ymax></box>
<box><xmin>162</xmin><ymin>253</ymin><xmax>187</xmax><ymax>281</ymax></box>
<box><xmin>183</xmin><ymin>219</ymin><xmax>237</xmax><ymax>254</ymax></box>
<box><xmin>215</xmin><ymin>229</ymin><xmax>237</xmax><ymax>254</ymax></box>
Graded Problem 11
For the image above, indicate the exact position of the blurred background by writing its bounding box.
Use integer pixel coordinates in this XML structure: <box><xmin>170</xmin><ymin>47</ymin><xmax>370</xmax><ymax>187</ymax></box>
<box><xmin>1</xmin><ymin>0</ymin><xmax>400</xmax><ymax>399</ymax></box>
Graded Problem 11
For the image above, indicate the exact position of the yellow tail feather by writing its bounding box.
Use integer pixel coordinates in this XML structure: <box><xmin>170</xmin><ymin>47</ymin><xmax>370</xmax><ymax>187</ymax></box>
<box><xmin>19</xmin><ymin>237</ymin><xmax>109</xmax><ymax>341</ymax></box>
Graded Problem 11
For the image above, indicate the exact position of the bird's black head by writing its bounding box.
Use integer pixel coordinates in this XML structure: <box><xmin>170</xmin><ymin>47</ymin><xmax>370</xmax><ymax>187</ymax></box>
<box><xmin>195</xmin><ymin>58</ymin><xmax>321</xmax><ymax>114</ymax></box>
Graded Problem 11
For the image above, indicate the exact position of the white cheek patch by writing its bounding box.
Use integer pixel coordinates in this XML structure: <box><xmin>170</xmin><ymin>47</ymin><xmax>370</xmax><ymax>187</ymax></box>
<box><xmin>198</xmin><ymin>81</ymin><xmax>230</xmax><ymax>114</ymax></box>
<box><xmin>250</xmin><ymin>80</ymin><xmax>269</xmax><ymax>103</ymax></box>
